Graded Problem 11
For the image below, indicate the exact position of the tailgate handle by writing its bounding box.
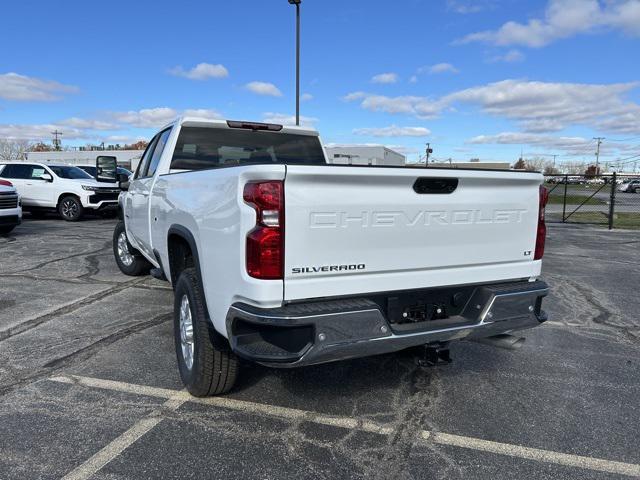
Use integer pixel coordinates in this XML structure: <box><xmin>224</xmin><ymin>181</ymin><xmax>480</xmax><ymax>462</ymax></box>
<box><xmin>413</xmin><ymin>177</ymin><xmax>458</xmax><ymax>194</ymax></box>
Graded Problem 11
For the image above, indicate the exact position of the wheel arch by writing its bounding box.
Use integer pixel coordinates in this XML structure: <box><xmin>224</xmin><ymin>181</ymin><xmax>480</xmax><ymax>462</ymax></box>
<box><xmin>56</xmin><ymin>192</ymin><xmax>81</xmax><ymax>207</ymax></box>
<box><xmin>167</xmin><ymin>224</ymin><xmax>228</xmax><ymax>348</ymax></box>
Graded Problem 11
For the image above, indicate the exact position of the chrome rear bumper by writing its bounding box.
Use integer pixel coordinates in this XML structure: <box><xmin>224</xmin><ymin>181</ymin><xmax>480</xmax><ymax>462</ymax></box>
<box><xmin>226</xmin><ymin>280</ymin><xmax>548</xmax><ymax>368</ymax></box>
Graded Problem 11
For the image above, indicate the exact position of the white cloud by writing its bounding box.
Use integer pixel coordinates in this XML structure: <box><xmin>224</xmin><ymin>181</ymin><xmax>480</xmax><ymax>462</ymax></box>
<box><xmin>245</xmin><ymin>81</ymin><xmax>283</xmax><ymax>97</ymax></box>
<box><xmin>371</xmin><ymin>73</ymin><xmax>399</xmax><ymax>84</ymax></box>
<box><xmin>458</xmin><ymin>0</ymin><xmax>640</xmax><ymax>48</ymax></box>
<box><xmin>0</xmin><ymin>123</ymin><xmax>85</xmax><ymax>140</ymax></box>
<box><xmin>447</xmin><ymin>0</ymin><xmax>491</xmax><ymax>14</ymax></box>
<box><xmin>467</xmin><ymin>131</ymin><xmax>640</xmax><ymax>156</ymax></box>
<box><xmin>60</xmin><ymin>117</ymin><xmax>119</xmax><ymax>130</ymax></box>
<box><xmin>112</xmin><ymin>107</ymin><xmax>178</xmax><ymax>128</ymax></box>
<box><xmin>182</xmin><ymin>109</ymin><xmax>224</xmax><ymax>120</ymax></box>
<box><xmin>345</xmin><ymin>79</ymin><xmax>640</xmax><ymax>134</ymax></box>
<box><xmin>169</xmin><ymin>63</ymin><xmax>229</xmax><ymax>80</ymax></box>
<box><xmin>445</xmin><ymin>80</ymin><xmax>640</xmax><ymax>133</ymax></box>
<box><xmin>353</xmin><ymin>125</ymin><xmax>431</xmax><ymax>137</ymax></box>
<box><xmin>489</xmin><ymin>49</ymin><xmax>525</xmax><ymax>63</ymax></box>
<box><xmin>428</xmin><ymin>63</ymin><xmax>460</xmax><ymax>74</ymax></box>
<box><xmin>344</xmin><ymin>92</ymin><xmax>445</xmax><ymax>119</ymax></box>
<box><xmin>409</xmin><ymin>75</ymin><xmax>418</xmax><ymax>84</ymax></box>
<box><xmin>262</xmin><ymin>112</ymin><xmax>318</xmax><ymax>128</ymax></box>
<box><xmin>301</xmin><ymin>93</ymin><xmax>313</xmax><ymax>102</ymax></box>
<box><xmin>0</xmin><ymin>72</ymin><xmax>78</xmax><ymax>101</ymax></box>
<box><xmin>113</xmin><ymin>107</ymin><xmax>223</xmax><ymax>128</ymax></box>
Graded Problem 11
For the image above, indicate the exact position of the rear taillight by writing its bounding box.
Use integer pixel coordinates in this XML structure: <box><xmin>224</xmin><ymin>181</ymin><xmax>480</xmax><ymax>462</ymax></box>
<box><xmin>243</xmin><ymin>181</ymin><xmax>284</xmax><ymax>279</ymax></box>
<box><xmin>0</xmin><ymin>179</ymin><xmax>13</xmax><ymax>187</ymax></box>
<box><xmin>534</xmin><ymin>185</ymin><xmax>549</xmax><ymax>260</ymax></box>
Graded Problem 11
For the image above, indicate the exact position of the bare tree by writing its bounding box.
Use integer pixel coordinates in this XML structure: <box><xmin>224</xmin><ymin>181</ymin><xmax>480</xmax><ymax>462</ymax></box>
<box><xmin>563</xmin><ymin>161</ymin><xmax>586</xmax><ymax>174</ymax></box>
<box><xmin>0</xmin><ymin>139</ymin><xmax>31</xmax><ymax>162</ymax></box>
<box><xmin>544</xmin><ymin>164</ymin><xmax>560</xmax><ymax>175</ymax></box>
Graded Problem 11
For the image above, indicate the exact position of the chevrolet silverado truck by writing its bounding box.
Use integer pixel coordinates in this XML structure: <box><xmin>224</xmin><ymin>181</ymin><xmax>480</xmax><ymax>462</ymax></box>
<box><xmin>108</xmin><ymin>117</ymin><xmax>549</xmax><ymax>396</ymax></box>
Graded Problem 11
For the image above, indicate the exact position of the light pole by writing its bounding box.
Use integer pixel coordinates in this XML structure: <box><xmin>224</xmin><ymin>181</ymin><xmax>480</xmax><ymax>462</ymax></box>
<box><xmin>288</xmin><ymin>0</ymin><xmax>301</xmax><ymax>126</ymax></box>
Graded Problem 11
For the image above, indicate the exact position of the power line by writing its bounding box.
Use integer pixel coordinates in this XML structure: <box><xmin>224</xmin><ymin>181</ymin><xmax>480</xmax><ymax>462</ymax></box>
<box><xmin>606</xmin><ymin>135</ymin><xmax>640</xmax><ymax>142</ymax></box>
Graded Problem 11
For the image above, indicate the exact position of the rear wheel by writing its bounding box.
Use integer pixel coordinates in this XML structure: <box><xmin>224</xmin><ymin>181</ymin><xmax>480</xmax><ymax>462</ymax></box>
<box><xmin>112</xmin><ymin>221</ymin><xmax>150</xmax><ymax>276</ymax></box>
<box><xmin>58</xmin><ymin>196</ymin><xmax>83</xmax><ymax>221</ymax></box>
<box><xmin>0</xmin><ymin>225</ymin><xmax>15</xmax><ymax>235</ymax></box>
<box><xmin>174</xmin><ymin>267</ymin><xmax>238</xmax><ymax>396</ymax></box>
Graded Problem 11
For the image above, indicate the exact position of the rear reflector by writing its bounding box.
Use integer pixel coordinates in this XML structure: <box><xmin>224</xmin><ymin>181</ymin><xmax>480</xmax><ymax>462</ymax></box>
<box><xmin>243</xmin><ymin>181</ymin><xmax>284</xmax><ymax>279</ymax></box>
<box><xmin>534</xmin><ymin>186</ymin><xmax>549</xmax><ymax>260</ymax></box>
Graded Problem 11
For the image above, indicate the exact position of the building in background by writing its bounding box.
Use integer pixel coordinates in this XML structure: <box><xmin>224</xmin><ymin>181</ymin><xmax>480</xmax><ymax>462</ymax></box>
<box><xmin>24</xmin><ymin>150</ymin><xmax>143</xmax><ymax>171</ymax></box>
<box><xmin>325</xmin><ymin>145</ymin><xmax>406</xmax><ymax>166</ymax></box>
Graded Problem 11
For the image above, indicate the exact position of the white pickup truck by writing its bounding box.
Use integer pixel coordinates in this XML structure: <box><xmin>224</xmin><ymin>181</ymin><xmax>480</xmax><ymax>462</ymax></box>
<box><xmin>108</xmin><ymin>117</ymin><xmax>549</xmax><ymax>396</ymax></box>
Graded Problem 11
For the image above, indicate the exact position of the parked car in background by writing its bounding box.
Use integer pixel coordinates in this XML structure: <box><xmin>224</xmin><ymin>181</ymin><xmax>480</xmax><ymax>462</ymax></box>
<box><xmin>618</xmin><ymin>179</ymin><xmax>640</xmax><ymax>193</ymax></box>
<box><xmin>0</xmin><ymin>179</ymin><xmax>22</xmax><ymax>234</ymax></box>
<box><xmin>76</xmin><ymin>165</ymin><xmax>132</xmax><ymax>179</ymax></box>
<box><xmin>0</xmin><ymin>162</ymin><xmax>120</xmax><ymax>221</ymax></box>
<box><xmin>110</xmin><ymin>117</ymin><xmax>549</xmax><ymax>396</ymax></box>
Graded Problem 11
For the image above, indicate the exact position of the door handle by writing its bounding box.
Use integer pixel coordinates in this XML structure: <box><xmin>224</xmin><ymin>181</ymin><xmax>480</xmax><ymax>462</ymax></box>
<box><xmin>413</xmin><ymin>177</ymin><xmax>459</xmax><ymax>194</ymax></box>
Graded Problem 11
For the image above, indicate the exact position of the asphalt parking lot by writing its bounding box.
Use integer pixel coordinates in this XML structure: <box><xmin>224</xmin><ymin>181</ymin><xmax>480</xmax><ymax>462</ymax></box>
<box><xmin>1</xmin><ymin>217</ymin><xmax>639</xmax><ymax>479</ymax></box>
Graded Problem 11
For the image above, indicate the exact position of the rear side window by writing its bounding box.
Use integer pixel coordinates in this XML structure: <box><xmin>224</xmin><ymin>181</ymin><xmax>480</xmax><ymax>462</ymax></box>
<box><xmin>170</xmin><ymin>127</ymin><xmax>325</xmax><ymax>171</ymax></box>
<box><xmin>0</xmin><ymin>164</ymin><xmax>35</xmax><ymax>179</ymax></box>
<box><xmin>145</xmin><ymin>128</ymin><xmax>172</xmax><ymax>177</ymax></box>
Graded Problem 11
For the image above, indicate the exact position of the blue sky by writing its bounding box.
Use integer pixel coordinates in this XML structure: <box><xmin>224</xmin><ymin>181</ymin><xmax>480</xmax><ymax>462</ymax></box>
<box><xmin>1</xmin><ymin>0</ymin><xmax>640</xmax><ymax>168</ymax></box>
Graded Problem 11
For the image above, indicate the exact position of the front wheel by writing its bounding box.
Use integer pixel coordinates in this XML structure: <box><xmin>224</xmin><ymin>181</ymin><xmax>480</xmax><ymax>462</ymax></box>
<box><xmin>58</xmin><ymin>196</ymin><xmax>84</xmax><ymax>221</ymax></box>
<box><xmin>112</xmin><ymin>221</ymin><xmax>150</xmax><ymax>276</ymax></box>
<box><xmin>174</xmin><ymin>267</ymin><xmax>238</xmax><ymax>396</ymax></box>
<box><xmin>0</xmin><ymin>225</ymin><xmax>16</xmax><ymax>235</ymax></box>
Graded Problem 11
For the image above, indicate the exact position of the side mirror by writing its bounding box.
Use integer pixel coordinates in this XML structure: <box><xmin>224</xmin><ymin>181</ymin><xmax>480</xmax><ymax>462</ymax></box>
<box><xmin>40</xmin><ymin>173</ymin><xmax>53</xmax><ymax>182</ymax></box>
<box><xmin>96</xmin><ymin>155</ymin><xmax>118</xmax><ymax>183</ymax></box>
<box><xmin>117</xmin><ymin>173</ymin><xmax>130</xmax><ymax>191</ymax></box>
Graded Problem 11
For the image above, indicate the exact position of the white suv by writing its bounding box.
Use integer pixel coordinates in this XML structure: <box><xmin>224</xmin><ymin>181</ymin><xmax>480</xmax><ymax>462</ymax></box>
<box><xmin>0</xmin><ymin>162</ymin><xmax>120</xmax><ymax>221</ymax></box>
<box><xmin>0</xmin><ymin>179</ymin><xmax>22</xmax><ymax>234</ymax></box>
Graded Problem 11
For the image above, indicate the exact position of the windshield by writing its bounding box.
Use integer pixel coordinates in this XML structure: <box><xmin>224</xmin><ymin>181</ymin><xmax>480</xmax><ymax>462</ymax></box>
<box><xmin>49</xmin><ymin>166</ymin><xmax>94</xmax><ymax>180</ymax></box>
<box><xmin>170</xmin><ymin>127</ymin><xmax>326</xmax><ymax>170</ymax></box>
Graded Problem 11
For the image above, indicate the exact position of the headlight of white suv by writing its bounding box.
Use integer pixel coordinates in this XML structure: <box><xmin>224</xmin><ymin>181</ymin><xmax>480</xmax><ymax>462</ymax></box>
<box><xmin>81</xmin><ymin>185</ymin><xmax>99</xmax><ymax>191</ymax></box>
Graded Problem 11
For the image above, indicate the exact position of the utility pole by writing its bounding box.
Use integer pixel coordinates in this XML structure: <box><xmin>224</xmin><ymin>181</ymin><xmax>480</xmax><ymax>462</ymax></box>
<box><xmin>552</xmin><ymin>154</ymin><xmax>558</xmax><ymax>167</ymax></box>
<box><xmin>51</xmin><ymin>130</ymin><xmax>63</xmax><ymax>151</ymax></box>
<box><xmin>425</xmin><ymin>142</ymin><xmax>432</xmax><ymax>167</ymax></box>
<box><xmin>594</xmin><ymin>137</ymin><xmax>604</xmax><ymax>176</ymax></box>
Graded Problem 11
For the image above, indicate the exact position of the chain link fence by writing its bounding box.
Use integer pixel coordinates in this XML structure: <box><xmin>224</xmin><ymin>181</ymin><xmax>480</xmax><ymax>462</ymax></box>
<box><xmin>544</xmin><ymin>173</ymin><xmax>640</xmax><ymax>230</ymax></box>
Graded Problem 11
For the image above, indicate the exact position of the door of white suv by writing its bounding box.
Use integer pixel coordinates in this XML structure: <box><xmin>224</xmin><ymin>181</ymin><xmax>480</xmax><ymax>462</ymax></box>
<box><xmin>0</xmin><ymin>164</ymin><xmax>55</xmax><ymax>207</ymax></box>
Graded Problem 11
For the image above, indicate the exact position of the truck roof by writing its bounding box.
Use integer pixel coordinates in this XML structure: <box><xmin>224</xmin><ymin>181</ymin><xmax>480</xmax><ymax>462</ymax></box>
<box><xmin>162</xmin><ymin>117</ymin><xmax>320</xmax><ymax>137</ymax></box>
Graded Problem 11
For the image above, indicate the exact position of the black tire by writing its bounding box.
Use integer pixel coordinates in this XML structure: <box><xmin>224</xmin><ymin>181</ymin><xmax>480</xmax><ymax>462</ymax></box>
<box><xmin>0</xmin><ymin>225</ymin><xmax>15</xmax><ymax>235</ymax></box>
<box><xmin>174</xmin><ymin>267</ymin><xmax>238</xmax><ymax>396</ymax></box>
<box><xmin>58</xmin><ymin>195</ymin><xmax>84</xmax><ymax>221</ymax></box>
<box><xmin>112</xmin><ymin>221</ymin><xmax>151</xmax><ymax>276</ymax></box>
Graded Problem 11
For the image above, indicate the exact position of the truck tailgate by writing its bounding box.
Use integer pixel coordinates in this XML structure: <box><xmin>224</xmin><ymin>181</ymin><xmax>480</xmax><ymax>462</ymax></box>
<box><xmin>283</xmin><ymin>165</ymin><xmax>543</xmax><ymax>301</ymax></box>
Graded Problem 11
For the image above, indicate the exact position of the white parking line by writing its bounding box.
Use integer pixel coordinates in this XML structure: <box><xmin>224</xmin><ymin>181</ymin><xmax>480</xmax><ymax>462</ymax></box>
<box><xmin>51</xmin><ymin>375</ymin><xmax>640</xmax><ymax>478</ymax></box>
<box><xmin>60</xmin><ymin>385</ymin><xmax>186</xmax><ymax>480</ymax></box>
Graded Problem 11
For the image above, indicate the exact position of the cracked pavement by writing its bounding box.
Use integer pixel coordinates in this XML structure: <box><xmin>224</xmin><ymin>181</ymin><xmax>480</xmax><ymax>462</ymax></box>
<box><xmin>1</xmin><ymin>217</ymin><xmax>639</xmax><ymax>479</ymax></box>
